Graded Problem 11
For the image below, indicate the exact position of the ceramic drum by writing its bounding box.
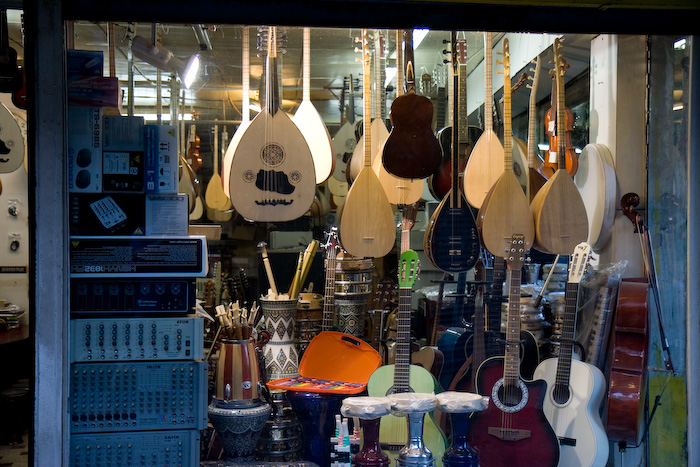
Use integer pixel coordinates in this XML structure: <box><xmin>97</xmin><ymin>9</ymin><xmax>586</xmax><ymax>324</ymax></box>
<box><xmin>215</xmin><ymin>339</ymin><xmax>261</xmax><ymax>402</ymax></box>
<box><xmin>261</xmin><ymin>297</ymin><xmax>300</xmax><ymax>381</ymax></box>
<box><xmin>335</xmin><ymin>257</ymin><xmax>373</xmax><ymax>337</ymax></box>
<box><xmin>208</xmin><ymin>400</ymin><xmax>272</xmax><ymax>462</ymax></box>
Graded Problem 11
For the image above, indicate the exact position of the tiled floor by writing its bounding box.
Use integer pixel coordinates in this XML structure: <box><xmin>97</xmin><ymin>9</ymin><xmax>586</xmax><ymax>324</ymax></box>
<box><xmin>0</xmin><ymin>431</ymin><xmax>28</xmax><ymax>467</ymax></box>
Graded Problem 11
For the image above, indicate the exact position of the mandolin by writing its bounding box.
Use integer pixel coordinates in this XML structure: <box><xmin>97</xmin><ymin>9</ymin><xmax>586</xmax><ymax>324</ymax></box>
<box><xmin>468</xmin><ymin>235</ymin><xmax>560</xmax><ymax>467</ymax></box>
<box><xmin>462</xmin><ymin>31</ymin><xmax>505</xmax><ymax>209</ymax></box>
<box><xmin>423</xmin><ymin>31</ymin><xmax>480</xmax><ymax>274</ymax></box>
<box><xmin>533</xmin><ymin>243</ymin><xmax>609</xmax><ymax>467</ymax></box>
<box><xmin>229</xmin><ymin>26</ymin><xmax>316</xmax><ymax>222</ymax></box>
<box><xmin>477</xmin><ymin>38</ymin><xmax>535</xmax><ymax>259</ymax></box>
<box><xmin>223</xmin><ymin>26</ymin><xmax>251</xmax><ymax>198</ymax></box>
<box><xmin>525</xmin><ymin>56</ymin><xmax>548</xmax><ymax>202</ymax></box>
<box><xmin>372</xmin><ymin>31</ymin><xmax>424</xmax><ymax>206</ymax></box>
<box><xmin>381</xmin><ymin>29</ymin><xmax>442</xmax><ymax>180</ymax></box>
<box><xmin>367</xmin><ymin>248</ymin><xmax>447</xmax><ymax>461</ymax></box>
<box><xmin>529</xmin><ymin>38</ymin><xmax>588</xmax><ymax>255</ymax></box>
<box><xmin>292</xmin><ymin>27</ymin><xmax>334</xmax><ymax>184</ymax></box>
<box><xmin>338</xmin><ymin>29</ymin><xmax>396</xmax><ymax>259</ymax></box>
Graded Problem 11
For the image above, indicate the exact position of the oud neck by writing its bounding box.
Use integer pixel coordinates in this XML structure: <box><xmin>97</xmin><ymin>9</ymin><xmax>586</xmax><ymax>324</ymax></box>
<box><xmin>504</xmin><ymin>267</ymin><xmax>522</xmax><ymax>386</ymax></box>
<box><xmin>484</xmin><ymin>31</ymin><xmax>493</xmax><ymax>132</ymax></box>
<box><xmin>554</xmin><ymin>281</ymin><xmax>578</xmax><ymax>386</ymax></box>
<box><xmin>502</xmin><ymin>39</ymin><xmax>512</xmax><ymax>172</ymax></box>
<box><xmin>322</xmin><ymin>253</ymin><xmax>336</xmax><ymax>331</ymax></box>
<box><xmin>302</xmin><ymin>27</ymin><xmax>311</xmax><ymax>102</ymax></box>
<box><xmin>266</xmin><ymin>27</ymin><xmax>280</xmax><ymax>114</ymax></box>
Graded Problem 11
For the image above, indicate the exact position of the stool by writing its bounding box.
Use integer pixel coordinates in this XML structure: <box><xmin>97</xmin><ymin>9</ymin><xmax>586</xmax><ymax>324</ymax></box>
<box><xmin>436</xmin><ymin>391</ymin><xmax>489</xmax><ymax>466</ymax></box>
<box><xmin>0</xmin><ymin>386</ymin><xmax>29</xmax><ymax>445</ymax></box>
<box><xmin>389</xmin><ymin>393</ymin><xmax>438</xmax><ymax>467</ymax></box>
<box><xmin>341</xmin><ymin>396</ymin><xmax>392</xmax><ymax>467</ymax></box>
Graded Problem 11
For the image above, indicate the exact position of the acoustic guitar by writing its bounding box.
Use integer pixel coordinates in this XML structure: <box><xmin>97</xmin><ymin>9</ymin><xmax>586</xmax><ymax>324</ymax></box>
<box><xmin>223</xmin><ymin>26</ymin><xmax>251</xmax><ymax>198</ymax></box>
<box><xmin>367</xmin><ymin>248</ymin><xmax>447</xmax><ymax>461</ymax></box>
<box><xmin>372</xmin><ymin>31</ymin><xmax>424</xmax><ymax>206</ymax></box>
<box><xmin>533</xmin><ymin>243</ymin><xmax>609</xmax><ymax>467</ymax></box>
<box><xmin>530</xmin><ymin>38</ymin><xmax>588</xmax><ymax>255</ymax></box>
<box><xmin>462</xmin><ymin>31</ymin><xmax>504</xmax><ymax>209</ymax></box>
<box><xmin>525</xmin><ymin>56</ymin><xmax>548</xmax><ymax>202</ymax></box>
<box><xmin>423</xmin><ymin>31</ymin><xmax>480</xmax><ymax>274</ymax></box>
<box><xmin>381</xmin><ymin>29</ymin><xmax>442</xmax><ymax>180</ymax></box>
<box><xmin>229</xmin><ymin>26</ymin><xmax>316</xmax><ymax>222</ymax></box>
<box><xmin>477</xmin><ymin>38</ymin><xmax>535</xmax><ymax>259</ymax></box>
<box><xmin>292</xmin><ymin>27</ymin><xmax>334</xmax><ymax>184</ymax></box>
<box><xmin>338</xmin><ymin>29</ymin><xmax>396</xmax><ymax>259</ymax></box>
<box><xmin>468</xmin><ymin>235</ymin><xmax>560</xmax><ymax>467</ymax></box>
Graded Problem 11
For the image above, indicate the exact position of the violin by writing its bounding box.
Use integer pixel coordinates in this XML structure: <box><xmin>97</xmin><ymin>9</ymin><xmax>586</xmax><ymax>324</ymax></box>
<box><xmin>187</xmin><ymin>124</ymin><xmax>202</xmax><ymax>172</ymax></box>
<box><xmin>543</xmin><ymin>58</ymin><xmax>577</xmax><ymax>177</ymax></box>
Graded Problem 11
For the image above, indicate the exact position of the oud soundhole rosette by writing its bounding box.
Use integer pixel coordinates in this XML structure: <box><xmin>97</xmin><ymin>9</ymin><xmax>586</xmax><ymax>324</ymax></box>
<box><xmin>261</xmin><ymin>143</ymin><xmax>285</xmax><ymax>166</ymax></box>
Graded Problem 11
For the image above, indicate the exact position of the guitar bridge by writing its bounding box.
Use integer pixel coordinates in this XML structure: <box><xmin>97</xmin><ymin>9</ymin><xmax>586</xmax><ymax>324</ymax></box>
<box><xmin>488</xmin><ymin>427</ymin><xmax>531</xmax><ymax>441</ymax></box>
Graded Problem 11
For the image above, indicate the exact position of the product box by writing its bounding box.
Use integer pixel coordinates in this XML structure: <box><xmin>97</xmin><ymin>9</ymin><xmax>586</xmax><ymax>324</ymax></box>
<box><xmin>144</xmin><ymin>124</ymin><xmax>178</xmax><ymax>193</ymax></box>
<box><xmin>102</xmin><ymin>150</ymin><xmax>144</xmax><ymax>192</ymax></box>
<box><xmin>70</xmin><ymin>193</ymin><xmax>188</xmax><ymax>236</ymax></box>
<box><xmin>68</xmin><ymin>106</ymin><xmax>102</xmax><ymax>192</ymax></box>
<box><xmin>67</xmin><ymin>50</ymin><xmax>103</xmax><ymax>82</ymax></box>
<box><xmin>68</xmin><ymin>76</ymin><xmax>121</xmax><ymax>108</ymax></box>
<box><xmin>103</xmin><ymin>115</ymin><xmax>144</xmax><ymax>151</ymax></box>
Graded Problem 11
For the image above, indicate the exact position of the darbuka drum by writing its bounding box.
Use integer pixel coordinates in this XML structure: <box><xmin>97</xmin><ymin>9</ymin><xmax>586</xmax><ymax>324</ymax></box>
<box><xmin>335</xmin><ymin>256</ymin><xmax>373</xmax><ymax>337</ymax></box>
<box><xmin>296</xmin><ymin>293</ymin><xmax>323</xmax><ymax>357</ymax></box>
<box><xmin>261</xmin><ymin>297</ymin><xmax>300</xmax><ymax>381</ymax></box>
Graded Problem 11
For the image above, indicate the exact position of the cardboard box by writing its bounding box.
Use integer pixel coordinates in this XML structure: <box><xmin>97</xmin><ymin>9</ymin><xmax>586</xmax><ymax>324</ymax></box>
<box><xmin>145</xmin><ymin>193</ymin><xmax>188</xmax><ymax>236</ymax></box>
<box><xmin>68</xmin><ymin>106</ymin><xmax>102</xmax><ymax>192</ymax></box>
<box><xmin>144</xmin><ymin>125</ymin><xmax>178</xmax><ymax>193</ymax></box>
<box><xmin>102</xmin><ymin>151</ymin><xmax>144</xmax><ymax>192</ymax></box>
<box><xmin>103</xmin><ymin>115</ymin><xmax>144</xmax><ymax>151</ymax></box>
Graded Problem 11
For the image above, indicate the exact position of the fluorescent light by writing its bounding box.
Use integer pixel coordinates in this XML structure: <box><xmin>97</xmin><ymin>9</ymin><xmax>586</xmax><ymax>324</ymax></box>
<box><xmin>674</xmin><ymin>103</ymin><xmax>684</xmax><ymax>111</ymax></box>
<box><xmin>183</xmin><ymin>55</ymin><xmax>200</xmax><ymax>89</ymax></box>
<box><xmin>135</xmin><ymin>113</ymin><xmax>193</xmax><ymax>122</ymax></box>
<box><xmin>674</xmin><ymin>38</ymin><xmax>686</xmax><ymax>50</ymax></box>
<box><xmin>413</xmin><ymin>29</ymin><xmax>429</xmax><ymax>49</ymax></box>
<box><xmin>385</xmin><ymin>67</ymin><xmax>397</xmax><ymax>87</ymax></box>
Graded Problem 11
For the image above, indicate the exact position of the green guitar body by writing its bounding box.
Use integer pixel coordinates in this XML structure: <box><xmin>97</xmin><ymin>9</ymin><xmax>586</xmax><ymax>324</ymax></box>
<box><xmin>367</xmin><ymin>363</ymin><xmax>448</xmax><ymax>464</ymax></box>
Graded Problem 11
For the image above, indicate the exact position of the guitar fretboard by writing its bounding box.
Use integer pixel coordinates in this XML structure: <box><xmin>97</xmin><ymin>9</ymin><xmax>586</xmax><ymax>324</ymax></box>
<box><xmin>322</xmin><ymin>254</ymin><xmax>337</xmax><ymax>331</ymax></box>
<box><xmin>504</xmin><ymin>268</ymin><xmax>522</xmax><ymax>386</ymax></box>
<box><xmin>554</xmin><ymin>281</ymin><xmax>578</xmax><ymax>389</ymax></box>
<box><xmin>393</xmin><ymin>286</ymin><xmax>412</xmax><ymax>392</ymax></box>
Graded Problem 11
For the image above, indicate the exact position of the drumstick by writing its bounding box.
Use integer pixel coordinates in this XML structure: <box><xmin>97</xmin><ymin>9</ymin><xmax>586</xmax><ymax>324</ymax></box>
<box><xmin>258</xmin><ymin>241</ymin><xmax>278</xmax><ymax>297</ymax></box>
<box><xmin>289</xmin><ymin>251</ymin><xmax>304</xmax><ymax>299</ymax></box>
<box><xmin>299</xmin><ymin>240</ymin><xmax>320</xmax><ymax>288</ymax></box>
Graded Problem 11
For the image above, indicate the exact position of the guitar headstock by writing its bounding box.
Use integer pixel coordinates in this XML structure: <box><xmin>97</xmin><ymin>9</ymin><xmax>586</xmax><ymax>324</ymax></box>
<box><xmin>323</xmin><ymin>226</ymin><xmax>340</xmax><ymax>256</ymax></box>
<box><xmin>398</xmin><ymin>249</ymin><xmax>419</xmax><ymax>288</ymax></box>
<box><xmin>505</xmin><ymin>234</ymin><xmax>527</xmax><ymax>271</ymax></box>
<box><xmin>568</xmin><ymin>242</ymin><xmax>592</xmax><ymax>284</ymax></box>
<box><xmin>455</xmin><ymin>38</ymin><xmax>468</xmax><ymax>66</ymax></box>
<box><xmin>401</xmin><ymin>203</ymin><xmax>419</xmax><ymax>232</ymax></box>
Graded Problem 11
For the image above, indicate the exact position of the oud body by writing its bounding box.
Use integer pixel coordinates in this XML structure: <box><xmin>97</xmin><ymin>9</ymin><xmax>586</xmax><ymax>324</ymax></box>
<box><xmin>468</xmin><ymin>358</ymin><xmax>560</xmax><ymax>467</ymax></box>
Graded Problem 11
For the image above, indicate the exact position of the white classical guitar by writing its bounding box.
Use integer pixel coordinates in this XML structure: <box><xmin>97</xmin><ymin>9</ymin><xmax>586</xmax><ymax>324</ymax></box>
<box><xmin>533</xmin><ymin>242</ymin><xmax>609</xmax><ymax>467</ymax></box>
<box><xmin>228</xmin><ymin>27</ymin><xmax>316</xmax><ymax>222</ymax></box>
<box><xmin>292</xmin><ymin>27</ymin><xmax>334</xmax><ymax>184</ymax></box>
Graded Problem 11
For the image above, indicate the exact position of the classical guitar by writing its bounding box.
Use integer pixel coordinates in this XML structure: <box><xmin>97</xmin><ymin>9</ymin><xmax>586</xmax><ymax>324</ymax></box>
<box><xmin>367</xmin><ymin>248</ymin><xmax>447</xmax><ymax>461</ymax></box>
<box><xmin>292</xmin><ymin>27</ymin><xmax>334</xmax><ymax>184</ymax></box>
<box><xmin>372</xmin><ymin>32</ymin><xmax>423</xmax><ymax>206</ymax></box>
<box><xmin>338</xmin><ymin>29</ymin><xmax>396</xmax><ymax>259</ymax></box>
<box><xmin>462</xmin><ymin>31</ymin><xmax>505</xmax><ymax>209</ymax></box>
<box><xmin>468</xmin><ymin>235</ymin><xmax>560</xmax><ymax>467</ymax></box>
<box><xmin>477</xmin><ymin>38</ymin><xmax>535</xmax><ymax>259</ymax></box>
<box><xmin>229</xmin><ymin>26</ymin><xmax>316</xmax><ymax>222</ymax></box>
<box><xmin>530</xmin><ymin>38</ymin><xmax>588</xmax><ymax>255</ymax></box>
<box><xmin>382</xmin><ymin>29</ymin><xmax>442</xmax><ymax>180</ymax></box>
<box><xmin>525</xmin><ymin>56</ymin><xmax>548</xmax><ymax>202</ymax></box>
<box><xmin>533</xmin><ymin>243</ymin><xmax>609</xmax><ymax>467</ymax></box>
<box><xmin>423</xmin><ymin>31</ymin><xmax>480</xmax><ymax>273</ymax></box>
<box><xmin>223</xmin><ymin>26</ymin><xmax>252</xmax><ymax>198</ymax></box>
<box><xmin>428</xmin><ymin>37</ymin><xmax>481</xmax><ymax>201</ymax></box>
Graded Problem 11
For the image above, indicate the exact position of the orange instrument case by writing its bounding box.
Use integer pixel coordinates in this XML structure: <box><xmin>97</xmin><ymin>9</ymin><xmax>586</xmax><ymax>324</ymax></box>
<box><xmin>267</xmin><ymin>331</ymin><xmax>382</xmax><ymax>395</ymax></box>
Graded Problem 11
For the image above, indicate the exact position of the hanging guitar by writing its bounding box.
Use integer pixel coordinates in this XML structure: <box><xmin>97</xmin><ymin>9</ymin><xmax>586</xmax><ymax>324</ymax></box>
<box><xmin>530</xmin><ymin>38</ymin><xmax>588</xmax><ymax>255</ymax></box>
<box><xmin>329</xmin><ymin>75</ymin><xmax>358</xmax><ymax>192</ymax></box>
<box><xmin>533</xmin><ymin>242</ymin><xmax>609</xmax><ymax>467</ymax></box>
<box><xmin>525</xmin><ymin>56</ymin><xmax>548</xmax><ymax>202</ymax></box>
<box><xmin>338</xmin><ymin>29</ymin><xmax>396</xmax><ymax>259</ymax></box>
<box><xmin>381</xmin><ymin>29</ymin><xmax>442</xmax><ymax>180</ymax></box>
<box><xmin>468</xmin><ymin>235</ymin><xmax>560</xmax><ymax>467</ymax></box>
<box><xmin>423</xmin><ymin>30</ymin><xmax>480</xmax><ymax>273</ymax></box>
<box><xmin>229</xmin><ymin>26</ymin><xmax>316</xmax><ymax>222</ymax></box>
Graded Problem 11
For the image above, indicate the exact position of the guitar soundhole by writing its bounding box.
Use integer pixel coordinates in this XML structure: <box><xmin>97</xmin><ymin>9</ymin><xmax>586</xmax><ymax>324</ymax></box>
<box><xmin>552</xmin><ymin>383</ymin><xmax>571</xmax><ymax>405</ymax></box>
<box><xmin>491</xmin><ymin>378</ymin><xmax>529</xmax><ymax>413</ymax></box>
<box><xmin>499</xmin><ymin>384</ymin><xmax>524</xmax><ymax>407</ymax></box>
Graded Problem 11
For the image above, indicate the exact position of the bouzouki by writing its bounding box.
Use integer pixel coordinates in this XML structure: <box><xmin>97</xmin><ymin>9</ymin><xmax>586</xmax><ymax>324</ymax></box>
<box><xmin>223</xmin><ymin>26</ymin><xmax>251</xmax><ymax>198</ymax></box>
<box><xmin>367</xmin><ymin>248</ymin><xmax>447</xmax><ymax>460</ymax></box>
<box><xmin>423</xmin><ymin>31</ymin><xmax>480</xmax><ymax>273</ymax></box>
<box><xmin>292</xmin><ymin>27</ymin><xmax>334</xmax><ymax>184</ymax></box>
<box><xmin>533</xmin><ymin>243</ymin><xmax>609</xmax><ymax>467</ymax></box>
<box><xmin>338</xmin><ymin>29</ymin><xmax>396</xmax><ymax>259</ymax></box>
<box><xmin>468</xmin><ymin>235</ymin><xmax>560</xmax><ymax>467</ymax></box>
<box><xmin>462</xmin><ymin>31</ymin><xmax>505</xmax><ymax>209</ymax></box>
<box><xmin>477</xmin><ymin>38</ymin><xmax>535</xmax><ymax>259</ymax></box>
<box><xmin>229</xmin><ymin>26</ymin><xmax>316</xmax><ymax>222</ymax></box>
<box><xmin>530</xmin><ymin>38</ymin><xmax>588</xmax><ymax>255</ymax></box>
<box><xmin>525</xmin><ymin>56</ymin><xmax>548</xmax><ymax>202</ymax></box>
<box><xmin>382</xmin><ymin>29</ymin><xmax>442</xmax><ymax>180</ymax></box>
<box><xmin>372</xmin><ymin>31</ymin><xmax>424</xmax><ymax>206</ymax></box>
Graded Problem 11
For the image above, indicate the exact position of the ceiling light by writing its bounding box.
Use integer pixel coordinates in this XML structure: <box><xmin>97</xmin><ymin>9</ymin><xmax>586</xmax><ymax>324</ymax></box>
<box><xmin>131</xmin><ymin>35</ymin><xmax>201</xmax><ymax>89</ymax></box>
<box><xmin>413</xmin><ymin>29</ymin><xmax>429</xmax><ymax>49</ymax></box>
<box><xmin>674</xmin><ymin>38</ymin><xmax>686</xmax><ymax>50</ymax></box>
